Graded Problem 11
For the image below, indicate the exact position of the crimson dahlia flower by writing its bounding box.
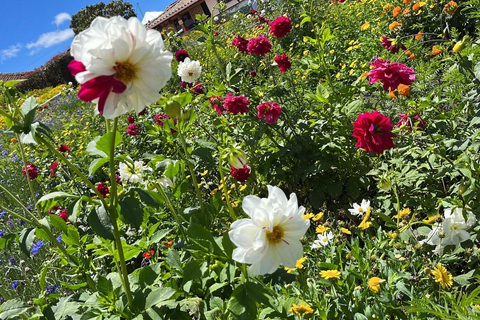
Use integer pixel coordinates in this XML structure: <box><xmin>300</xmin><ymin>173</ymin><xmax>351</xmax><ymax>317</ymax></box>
<box><xmin>175</xmin><ymin>49</ymin><xmax>189</xmax><ymax>62</ymax></box>
<box><xmin>230</xmin><ymin>164</ymin><xmax>251</xmax><ymax>182</ymax></box>
<box><xmin>232</xmin><ymin>36</ymin><xmax>249</xmax><ymax>53</ymax></box>
<box><xmin>247</xmin><ymin>35</ymin><xmax>272</xmax><ymax>56</ymax></box>
<box><xmin>352</xmin><ymin>111</ymin><xmax>395</xmax><ymax>154</ymax></box>
<box><xmin>367</xmin><ymin>58</ymin><xmax>415</xmax><ymax>91</ymax></box>
<box><xmin>257</xmin><ymin>102</ymin><xmax>282</xmax><ymax>124</ymax></box>
<box><xmin>274</xmin><ymin>53</ymin><xmax>291</xmax><ymax>73</ymax></box>
<box><xmin>223</xmin><ymin>93</ymin><xmax>250</xmax><ymax>115</ymax></box>
<box><xmin>22</xmin><ymin>163</ymin><xmax>38</xmax><ymax>180</ymax></box>
<box><xmin>269</xmin><ymin>16</ymin><xmax>292</xmax><ymax>38</ymax></box>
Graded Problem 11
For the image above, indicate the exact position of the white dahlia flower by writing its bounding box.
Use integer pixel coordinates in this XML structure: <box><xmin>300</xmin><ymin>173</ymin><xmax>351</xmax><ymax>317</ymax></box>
<box><xmin>69</xmin><ymin>16</ymin><xmax>172</xmax><ymax>119</ymax></box>
<box><xmin>177</xmin><ymin>57</ymin><xmax>202</xmax><ymax>83</ymax></box>
<box><xmin>229</xmin><ymin>186</ymin><xmax>310</xmax><ymax>275</ymax></box>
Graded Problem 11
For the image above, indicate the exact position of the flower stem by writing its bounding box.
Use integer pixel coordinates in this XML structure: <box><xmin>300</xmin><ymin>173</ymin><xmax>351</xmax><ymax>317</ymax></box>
<box><xmin>107</xmin><ymin>118</ymin><xmax>134</xmax><ymax>309</ymax></box>
<box><xmin>155</xmin><ymin>182</ymin><xmax>187</xmax><ymax>240</ymax></box>
<box><xmin>16</xmin><ymin>134</ymin><xmax>41</xmax><ymax>216</ymax></box>
<box><xmin>218</xmin><ymin>153</ymin><xmax>236</xmax><ymax>221</ymax></box>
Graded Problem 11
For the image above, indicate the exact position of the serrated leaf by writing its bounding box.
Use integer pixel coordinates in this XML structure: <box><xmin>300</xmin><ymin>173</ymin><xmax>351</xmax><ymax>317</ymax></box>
<box><xmin>0</xmin><ymin>299</ymin><xmax>31</xmax><ymax>319</ymax></box>
<box><xmin>151</xmin><ymin>229</ymin><xmax>169</xmax><ymax>243</ymax></box>
<box><xmin>166</xmin><ymin>249</ymin><xmax>183</xmax><ymax>272</ymax></box>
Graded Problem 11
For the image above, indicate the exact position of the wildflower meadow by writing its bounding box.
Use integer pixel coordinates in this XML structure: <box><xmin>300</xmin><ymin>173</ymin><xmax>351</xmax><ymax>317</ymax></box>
<box><xmin>1</xmin><ymin>0</ymin><xmax>480</xmax><ymax>318</ymax></box>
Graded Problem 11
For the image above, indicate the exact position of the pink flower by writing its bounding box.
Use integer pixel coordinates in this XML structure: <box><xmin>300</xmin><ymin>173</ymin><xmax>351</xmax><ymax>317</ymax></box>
<box><xmin>397</xmin><ymin>113</ymin><xmax>426</xmax><ymax>131</ymax></box>
<box><xmin>223</xmin><ymin>93</ymin><xmax>250</xmax><ymax>115</ymax></box>
<box><xmin>353</xmin><ymin>111</ymin><xmax>395</xmax><ymax>154</ymax></box>
<box><xmin>232</xmin><ymin>36</ymin><xmax>249</xmax><ymax>53</ymax></box>
<box><xmin>96</xmin><ymin>182</ymin><xmax>109</xmax><ymax>198</ymax></box>
<box><xmin>22</xmin><ymin>163</ymin><xmax>38</xmax><ymax>180</ymax></box>
<box><xmin>50</xmin><ymin>161</ymin><xmax>58</xmax><ymax>177</ymax></box>
<box><xmin>270</xmin><ymin>16</ymin><xmax>292</xmax><ymax>38</ymax></box>
<box><xmin>209</xmin><ymin>95</ymin><xmax>225</xmax><ymax>114</ymax></box>
<box><xmin>126</xmin><ymin>123</ymin><xmax>140</xmax><ymax>136</ymax></box>
<box><xmin>274</xmin><ymin>53</ymin><xmax>291</xmax><ymax>73</ymax></box>
<box><xmin>154</xmin><ymin>114</ymin><xmax>176</xmax><ymax>133</ymax></box>
<box><xmin>247</xmin><ymin>35</ymin><xmax>272</xmax><ymax>56</ymax></box>
<box><xmin>127</xmin><ymin>115</ymin><xmax>135</xmax><ymax>123</ymax></box>
<box><xmin>250</xmin><ymin>70</ymin><xmax>257</xmax><ymax>77</ymax></box>
<box><xmin>367</xmin><ymin>58</ymin><xmax>415</xmax><ymax>91</ymax></box>
<box><xmin>230</xmin><ymin>164</ymin><xmax>251</xmax><ymax>182</ymax></box>
<box><xmin>381</xmin><ymin>36</ymin><xmax>406</xmax><ymax>54</ymax></box>
<box><xmin>257</xmin><ymin>102</ymin><xmax>282</xmax><ymax>124</ymax></box>
<box><xmin>192</xmin><ymin>83</ymin><xmax>204</xmax><ymax>95</ymax></box>
<box><xmin>175</xmin><ymin>49</ymin><xmax>189</xmax><ymax>62</ymax></box>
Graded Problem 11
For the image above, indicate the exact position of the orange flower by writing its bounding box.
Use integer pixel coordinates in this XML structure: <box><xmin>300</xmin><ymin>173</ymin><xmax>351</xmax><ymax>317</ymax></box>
<box><xmin>432</xmin><ymin>45</ymin><xmax>443</xmax><ymax>55</ymax></box>
<box><xmin>393</xmin><ymin>6</ymin><xmax>402</xmax><ymax>17</ymax></box>
<box><xmin>403</xmin><ymin>0</ymin><xmax>412</xmax><ymax>3</ymax></box>
<box><xmin>405</xmin><ymin>50</ymin><xmax>411</xmax><ymax>56</ymax></box>
<box><xmin>10</xmin><ymin>138</ymin><xmax>18</xmax><ymax>143</ymax></box>
<box><xmin>409</xmin><ymin>53</ymin><xmax>416</xmax><ymax>60</ymax></box>
<box><xmin>398</xmin><ymin>84</ymin><xmax>410</xmax><ymax>96</ymax></box>
<box><xmin>389</xmin><ymin>90</ymin><xmax>397</xmax><ymax>99</ymax></box>
<box><xmin>415</xmin><ymin>32</ymin><xmax>423</xmax><ymax>40</ymax></box>
<box><xmin>403</xmin><ymin>7</ymin><xmax>410</xmax><ymax>14</ymax></box>
<box><xmin>389</xmin><ymin>21</ymin><xmax>402</xmax><ymax>31</ymax></box>
<box><xmin>444</xmin><ymin>1</ymin><xmax>458</xmax><ymax>14</ymax></box>
<box><xmin>412</xmin><ymin>3</ymin><xmax>420</xmax><ymax>11</ymax></box>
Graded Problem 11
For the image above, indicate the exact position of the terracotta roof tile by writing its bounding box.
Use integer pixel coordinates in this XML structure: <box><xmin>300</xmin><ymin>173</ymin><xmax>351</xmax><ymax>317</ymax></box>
<box><xmin>146</xmin><ymin>0</ymin><xmax>199</xmax><ymax>29</ymax></box>
<box><xmin>0</xmin><ymin>72</ymin><xmax>29</xmax><ymax>82</ymax></box>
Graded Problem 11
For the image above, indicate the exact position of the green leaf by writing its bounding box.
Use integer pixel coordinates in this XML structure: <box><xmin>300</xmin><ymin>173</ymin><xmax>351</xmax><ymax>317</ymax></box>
<box><xmin>453</xmin><ymin>269</ymin><xmax>475</xmax><ymax>286</ymax></box>
<box><xmin>87</xmin><ymin>206</ymin><xmax>114</xmax><ymax>240</ymax></box>
<box><xmin>395</xmin><ymin>282</ymin><xmax>413</xmax><ymax>299</ymax></box>
<box><xmin>49</xmin><ymin>214</ymin><xmax>68</xmax><ymax>234</ymax></box>
<box><xmin>19</xmin><ymin>228</ymin><xmax>36</xmax><ymax>256</ymax></box>
<box><xmin>37</xmin><ymin>192</ymin><xmax>77</xmax><ymax>203</ymax></box>
<box><xmin>63</xmin><ymin>224</ymin><xmax>80</xmax><ymax>246</ymax></box>
<box><xmin>20</xmin><ymin>96</ymin><xmax>38</xmax><ymax>116</ymax></box>
<box><xmin>0</xmin><ymin>299</ymin><xmax>31</xmax><ymax>319</ymax></box>
<box><xmin>145</xmin><ymin>287</ymin><xmax>176</xmax><ymax>309</ymax></box>
<box><xmin>97</xmin><ymin>276</ymin><xmax>113</xmax><ymax>297</ymax></box>
<box><xmin>227</xmin><ymin>284</ymin><xmax>257</xmax><ymax>320</ymax></box>
<box><xmin>182</xmin><ymin>260</ymin><xmax>203</xmax><ymax>285</ymax></box>
<box><xmin>187</xmin><ymin>223</ymin><xmax>224</xmax><ymax>257</ymax></box>
<box><xmin>133</xmin><ymin>188</ymin><xmax>164</xmax><ymax>208</ymax></box>
<box><xmin>88</xmin><ymin>157</ymin><xmax>109</xmax><ymax>176</ymax></box>
<box><xmin>151</xmin><ymin>229</ymin><xmax>169</xmax><ymax>243</ymax></box>
<box><xmin>52</xmin><ymin>296</ymin><xmax>81</xmax><ymax>319</ymax></box>
<box><xmin>95</xmin><ymin>131</ymin><xmax>123</xmax><ymax>158</ymax></box>
<box><xmin>87</xmin><ymin>136</ymin><xmax>107</xmax><ymax>157</ymax></box>
<box><xmin>166</xmin><ymin>249</ymin><xmax>183</xmax><ymax>273</ymax></box>
<box><xmin>119</xmin><ymin>196</ymin><xmax>144</xmax><ymax>229</ymax></box>
<box><xmin>316</xmin><ymin>83</ymin><xmax>330</xmax><ymax>103</ymax></box>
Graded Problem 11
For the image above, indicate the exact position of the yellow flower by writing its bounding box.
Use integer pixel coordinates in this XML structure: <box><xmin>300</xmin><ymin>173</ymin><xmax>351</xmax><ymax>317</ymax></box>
<box><xmin>303</xmin><ymin>213</ymin><xmax>314</xmax><ymax>220</ymax></box>
<box><xmin>387</xmin><ymin>231</ymin><xmax>398</xmax><ymax>239</ymax></box>
<box><xmin>290</xmin><ymin>302</ymin><xmax>314</xmax><ymax>316</ymax></box>
<box><xmin>316</xmin><ymin>225</ymin><xmax>330</xmax><ymax>234</ymax></box>
<box><xmin>295</xmin><ymin>257</ymin><xmax>307</xmax><ymax>269</ymax></box>
<box><xmin>360</xmin><ymin>21</ymin><xmax>370</xmax><ymax>31</ymax></box>
<box><xmin>239</xmin><ymin>184</ymin><xmax>247</xmax><ymax>191</ymax></box>
<box><xmin>423</xmin><ymin>215</ymin><xmax>439</xmax><ymax>224</ymax></box>
<box><xmin>432</xmin><ymin>264</ymin><xmax>453</xmax><ymax>289</ymax></box>
<box><xmin>320</xmin><ymin>270</ymin><xmax>341</xmax><ymax>280</ymax></box>
<box><xmin>303</xmin><ymin>50</ymin><xmax>309</xmax><ymax>56</ymax></box>
<box><xmin>312</xmin><ymin>212</ymin><xmax>324</xmax><ymax>221</ymax></box>
<box><xmin>340</xmin><ymin>228</ymin><xmax>351</xmax><ymax>235</ymax></box>
<box><xmin>201</xmin><ymin>170</ymin><xmax>208</xmax><ymax>176</ymax></box>
<box><xmin>358</xmin><ymin>207</ymin><xmax>372</xmax><ymax>230</ymax></box>
<box><xmin>368</xmin><ymin>277</ymin><xmax>386</xmax><ymax>293</ymax></box>
<box><xmin>395</xmin><ymin>208</ymin><xmax>411</xmax><ymax>219</ymax></box>
<box><xmin>284</xmin><ymin>266</ymin><xmax>293</xmax><ymax>273</ymax></box>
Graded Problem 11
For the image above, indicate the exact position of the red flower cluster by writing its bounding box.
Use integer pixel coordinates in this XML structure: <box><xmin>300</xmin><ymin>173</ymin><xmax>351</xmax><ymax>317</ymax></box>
<box><xmin>274</xmin><ymin>53</ymin><xmax>291</xmax><ymax>73</ymax></box>
<box><xmin>257</xmin><ymin>102</ymin><xmax>282</xmax><ymax>124</ymax></box>
<box><xmin>232</xmin><ymin>36</ymin><xmax>249</xmax><ymax>53</ymax></box>
<box><xmin>50</xmin><ymin>161</ymin><xmax>58</xmax><ymax>177</ymax></box>
<box><xmin>397</xmin><ymin>113</ymin><xmax>426</xmax><ymax>131</ymax></box>
<box><xmin>192</xmin><ymin>83</ymin><xmax>204</xmax><ymax>95</ymax></box>
<box><xmin>247</xmin><ymin>34</ymin><xmax>272</xmax><ymax>56</ymax></box>
<box><xmin>381</xmin><ymin>36</ymin><xmax>406</xmax><ymax>54</ymax></box>
<box><xmin>96</xmin><ymin>182</ymin><xmax>109</xmax><ymax>198</ymax></box>
<box><xmin>368</xmin><ymin>58</ymin><xmax>415</xmax><ymax>91</ymax></box>
<box><xmin>230</xmin><ymin>164</ymin><xmax>251</xmax><ymax>182</ymax></box>
<box><xmin>127</xmin><ymin>115</ymin><xmax>135</xmax><ymax>123</ymax></box>
<box><xmin>154</xmin><ymin>113</ymin><xmax>176</xmax><ymax>133</ymax></box>
<box><xmin>352</xmin><ymin>111</ymin><xmax>395</xmax><ymax>154</ymax></box>
<box><xmin>269</xmin><ymin>16</ymin><xmax>292</xmax><ymax>38</ymax></box>
<box><xmin>22</xmin><ymin>163</ymin><xmax>38</xmax><ymax>180</ymax></box>
<box><xmin>223</xmin><ymin>93</ymin><xmax>250</xmax><ymax>115</ymax></box>
<box><xmin>175</xmin><ymin>49</ymin><xmax>189</xmax><ymax>62</ymax></box>
<box><xmin>209</xmin><ymin>95</ymin><xmax>225</xmax><ymax>114</ymax></box>
<box><xmin>126</xmin><ymin>123</ymin><xmax>140</xmax><ymax>136</ymax></box>
<box><xmin>57</xmin><ymin>209</ymin><xmax>68</xmax><ymax>222</ymax></box>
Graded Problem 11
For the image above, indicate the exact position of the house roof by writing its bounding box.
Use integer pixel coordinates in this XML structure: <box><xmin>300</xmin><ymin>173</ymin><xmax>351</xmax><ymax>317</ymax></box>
<box><xmin>0</xmin><ymin>72</ymin><xmax>29</xmax><ymax>82</ymax></box>
<box><xmin>146</xmin><ymin>0</ymin><xmax>199</xmax><ymax>29</ymax></box>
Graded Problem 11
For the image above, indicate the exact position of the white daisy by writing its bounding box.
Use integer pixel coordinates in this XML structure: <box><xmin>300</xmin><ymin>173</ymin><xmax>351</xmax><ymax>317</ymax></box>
<box><xmin>177</xmin><ymin>57</ymin><xmax>202</xmax><ymax>83</ymax></box>
<box><xmin>348</xmin><ymin>199</ymin><xmax>370</xmax><ymax>216</ymax></box>
<box><xmin>311</xmin><ymin>231</ymin><xmax>334</xmax><ymax>249</ymax></box>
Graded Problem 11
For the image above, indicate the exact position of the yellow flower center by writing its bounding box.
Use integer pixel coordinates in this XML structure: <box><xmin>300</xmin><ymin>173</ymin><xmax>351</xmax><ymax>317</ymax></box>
<box><xmin>358</xmin><ymin>207</ymin><xmax>364</xmax><ymax>212</ymax></box>
<box><xmin>115</xmin><ymin>61</ymin><xmax>137</xmax><ymax>84</ymax></box>
<box><xmin>266</xmin><ymin>225</ymin><xmax>284</xmax><ymax>244</ymax></box>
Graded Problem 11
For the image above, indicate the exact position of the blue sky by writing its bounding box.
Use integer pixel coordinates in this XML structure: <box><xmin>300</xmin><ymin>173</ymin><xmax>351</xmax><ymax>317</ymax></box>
<box><xmin>0</xmin><ymin>0</ymin><xmax>171</xmax><ymax>73</ymax></box>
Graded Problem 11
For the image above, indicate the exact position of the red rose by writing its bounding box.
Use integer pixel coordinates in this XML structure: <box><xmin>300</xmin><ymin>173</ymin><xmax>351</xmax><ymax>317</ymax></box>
<box><xmin>57</xmin><ymin>209</ymin><xmax>68</xmax><ymax>222</ymax></box>
<box><xmin>353</xmin><ymin>111</ymin><xmax>395</xmax><ymax>154</ymax></box>
<box><xmin>50</xmin><ymin>161</ymin><xmax>58</xmax><ymax>177</ymax></box>
<box><xmin>269</xmin><ymin>16</ymin><xmax>292</xmax><ymax>38</ymax></box>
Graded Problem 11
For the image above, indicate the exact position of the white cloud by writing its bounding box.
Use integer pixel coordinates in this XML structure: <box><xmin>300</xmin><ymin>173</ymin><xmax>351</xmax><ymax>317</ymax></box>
<box><xmin>26</xmin><ymin>29</ymin><xmax>74</xmax><ymax>54</ymax></box>
<box><xmin>1</xmin><ymin>44</ymin><xmax>22</xmax><ymax>62</ymax></box>
<box><xmin>53</xmin><ymin>12</ymin><xmax>71</xmax><ymax>27</ymax></box>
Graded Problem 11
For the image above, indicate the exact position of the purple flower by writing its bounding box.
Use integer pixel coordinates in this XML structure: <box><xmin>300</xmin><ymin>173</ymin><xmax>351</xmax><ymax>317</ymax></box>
<box><xmin>31</xmin><ymin>240</ymin><xmax>45</xmax><ymax>255</ymax></box>
<box><xmin>0</xmin><ymin>230</ymin><xmax>4</xmax><ymax>237</ymax></box>
<box><xmin>10</xmin><ymin>281</ymin><xmax>18</xmax><ymax>289</ymax></box>
<box><xmin>45</xmin><ymin>284</ymin><xmax>59</xmax><ymax>294</ymax></box>
<box><xmin>8</xmin><ymin>256</ymin><xmax>15</xmax><ymax>266</ymax></box>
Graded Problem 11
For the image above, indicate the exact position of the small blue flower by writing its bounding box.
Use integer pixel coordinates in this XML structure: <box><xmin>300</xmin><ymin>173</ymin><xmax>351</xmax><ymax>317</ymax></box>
<box><xmin>56</xmin><ymin>235</ymin><xmax>62</xmax><ymax>242</ymax></box>
<box><xmin>31</xmin><ymin>241</ymin><xmax>45</xmax><ymax>255</ymax></box>
<box><xmin>0</xmin><ymin>230</ymin><xmax>4</xmax><ymax>237</ymax></box>
<box><xmin>45</xmin><ymin>284</ymin><xmax>59</xmax><ymax>294</ymax></box>
<box><xmin>0</xmin><ymin>210</ymin><xmax>5</xmax><ymax>217</ymax></box>
<box><xmin>19</xmin><ymin>220</ymin><xmax>25</xmax><ymax>226</ymax></box>
<box><xmin>10</xmin><ymin>281</ymin><xmax>18</xmax><ymax>289</ymax></box>
<box><xmin>8</xmin><ymin>256</ymin><xmax>15</xmax><ymax>266</ymax></box>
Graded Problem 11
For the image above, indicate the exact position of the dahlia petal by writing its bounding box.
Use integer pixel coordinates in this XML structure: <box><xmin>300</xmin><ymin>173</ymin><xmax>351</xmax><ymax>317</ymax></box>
<box><xmin>275</xmin><ymin>238</ymin><xmax>302</xmax><ymax>268</ymax></box>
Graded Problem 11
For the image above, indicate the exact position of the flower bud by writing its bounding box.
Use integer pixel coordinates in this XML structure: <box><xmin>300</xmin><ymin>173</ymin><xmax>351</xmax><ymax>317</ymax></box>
<box><xmin>228</xmin><ymin>149</ymin><xmax>248</xmax><ymax>169</ymax></box>
<box><xmin>459</xmin><ymin>183</ymin><xmax>467</xmax><ymax>195</ymax></box>
<box><xmin>452</xmin><ymin>36</ymin><xmax>471</xmax><ymax>53</ymax></box>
